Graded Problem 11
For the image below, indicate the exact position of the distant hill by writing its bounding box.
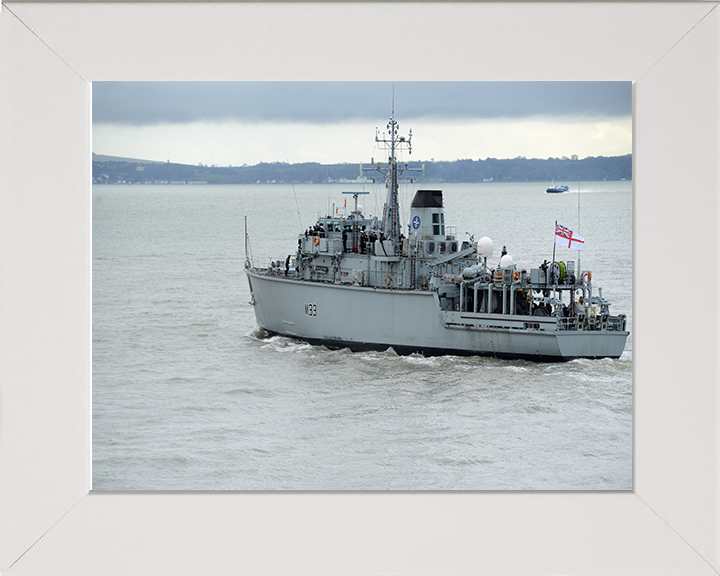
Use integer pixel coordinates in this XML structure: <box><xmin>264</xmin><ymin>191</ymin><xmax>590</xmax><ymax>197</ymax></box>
<box><xmin>92</xmin><ymin>153</ymin><xmax>165</xmax><ymax>164</ymax></box>
<box><xmin>92</xmin><ymin>154</ymin><xmax>632</xmax><ymax>185</ymax></box>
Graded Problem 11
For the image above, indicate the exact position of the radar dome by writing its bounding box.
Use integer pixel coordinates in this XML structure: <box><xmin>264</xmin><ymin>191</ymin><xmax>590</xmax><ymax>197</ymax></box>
<box><xmin>357</xmin><ymin>204</ymin><xmax>363</xmax><ymax>214</ymax></box>
<box><xmin>477</xmin><ymin>236</ymin><xmax>493</xmax><ymax>258</ymax></box>
<box><xmin>500</xmin><ymin>254</ymin><xmax>514</xmax><ymax>268</ymax></box>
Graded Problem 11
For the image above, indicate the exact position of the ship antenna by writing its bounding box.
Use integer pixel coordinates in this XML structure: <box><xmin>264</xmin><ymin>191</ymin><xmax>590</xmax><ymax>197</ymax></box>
<box><xmin>577</xmin><ymin>182</ymin><xmax>581</xmax><ymax>278</ymax></box>
<box><xmin>291</xmin><ymin>174</ymin><xmax>303</xmax><ymax>232</ymax></box>
<box><xmin>286</xmin><ymin>159</ymin><xmax>304</xmax><ymax>232</ymax></box>
<box><xmin>244</xmin><ymin>215</ymin><xmax>251</xmax><ymax>268</ymax></box>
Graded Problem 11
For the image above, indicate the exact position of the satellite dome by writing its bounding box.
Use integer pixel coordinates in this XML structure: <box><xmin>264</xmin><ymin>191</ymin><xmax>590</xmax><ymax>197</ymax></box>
<box><xmin>357</xmin><ymin>204</ymin><xmax>363</xmax><ymax>214</ymax></box>
<box><xmin>477</xmin><ymin>236</ymin><xmax>493</xmax><ymax>258</ymax></box>
<box><xmin>500</xmin><ymin>254</ymin><xmax>515</xmax><ymax>268</ymax></box>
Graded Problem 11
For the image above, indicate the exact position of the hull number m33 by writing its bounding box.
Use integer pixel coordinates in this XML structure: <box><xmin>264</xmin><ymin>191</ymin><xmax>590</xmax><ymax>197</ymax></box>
<box><xmin>304</xmin><ymin>303</ymin><xmax>318</xmax><ymax>317</ymax></box>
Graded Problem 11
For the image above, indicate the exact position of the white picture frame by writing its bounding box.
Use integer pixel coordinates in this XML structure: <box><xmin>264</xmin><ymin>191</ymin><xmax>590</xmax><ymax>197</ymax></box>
<box><xmin>1</xmin><ymin>2</ymin><xmax>718</xmax><ymax>574</ymax></box>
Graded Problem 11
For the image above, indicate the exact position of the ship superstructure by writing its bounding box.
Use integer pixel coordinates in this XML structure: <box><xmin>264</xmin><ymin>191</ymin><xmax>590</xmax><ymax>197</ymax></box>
<box><xmin>244</xmin><ymin>113</ymin><xmax>628</xmax><ymax>361</ymax></box>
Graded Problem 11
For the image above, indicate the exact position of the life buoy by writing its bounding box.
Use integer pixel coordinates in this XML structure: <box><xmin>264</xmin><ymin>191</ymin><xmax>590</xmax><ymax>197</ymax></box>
<box><xmin>583</xmin><ymin>272</ymin><xmax>592</xmax><ymax>283</ymax></box>
<box><xmin>384</xmin><ymin>275</ymin><xmax>392</xmax><ymax>287</ymax></box>
<box><xmin>313</xmin><ymin>236</ymin><xmax>320</xmax><ymax>246</ymax></box>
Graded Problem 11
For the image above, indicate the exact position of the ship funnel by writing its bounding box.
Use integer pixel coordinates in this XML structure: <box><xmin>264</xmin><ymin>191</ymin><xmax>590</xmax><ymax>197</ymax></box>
<box><xmin>409</xmin><ymin>190</ymin><xmax>445</xmax><ymax>244</ymax></box>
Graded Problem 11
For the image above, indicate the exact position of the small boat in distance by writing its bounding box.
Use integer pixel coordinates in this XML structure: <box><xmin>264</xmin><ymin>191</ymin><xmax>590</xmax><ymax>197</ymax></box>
<box><xmin>547</xmin><ymin>181</ymin><xmax>569</xmax><ymax>193</ymax></box>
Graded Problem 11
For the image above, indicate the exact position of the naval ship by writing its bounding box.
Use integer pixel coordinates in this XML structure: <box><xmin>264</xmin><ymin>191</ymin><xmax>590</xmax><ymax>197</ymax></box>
<box><xmin>244</xmin><ymin>114</ymin><xmax>628</xmax><ymax>361</ymax></box>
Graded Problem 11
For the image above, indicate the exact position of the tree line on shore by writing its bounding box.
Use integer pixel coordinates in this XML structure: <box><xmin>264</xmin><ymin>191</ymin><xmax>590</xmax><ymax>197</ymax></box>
<box><xmin>93</xmin><ymin>154</ymin><xmax>631</xmax><ymax>185</ymax></box>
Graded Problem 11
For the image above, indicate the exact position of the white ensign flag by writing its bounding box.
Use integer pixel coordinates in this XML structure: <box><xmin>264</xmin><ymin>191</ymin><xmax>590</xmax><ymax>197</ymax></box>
<box><xmin>555</xmin><ymin>223</ymin><xmax>584</xmax><ymax>250</ymax></box>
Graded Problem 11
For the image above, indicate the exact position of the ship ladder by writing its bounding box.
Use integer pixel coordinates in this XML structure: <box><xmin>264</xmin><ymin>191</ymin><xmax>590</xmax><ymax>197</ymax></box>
<box><xmin>410</xmin><ymin>255</ymin><xmax>416</xmax><ymax>289</ymax></box>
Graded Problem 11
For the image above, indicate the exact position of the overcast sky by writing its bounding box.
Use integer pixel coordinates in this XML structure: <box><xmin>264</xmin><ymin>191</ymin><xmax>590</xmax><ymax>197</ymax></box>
<box><xmin>92</xmin><ymin>81</ymin><xmax>632</xmax><ymax>166</ymax></box>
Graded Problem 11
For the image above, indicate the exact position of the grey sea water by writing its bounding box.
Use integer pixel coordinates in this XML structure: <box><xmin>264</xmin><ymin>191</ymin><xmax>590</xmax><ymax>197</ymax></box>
<box><xmin>92</xmin><ymin>181</ymin><xmax>632</xmax><ymax>490</ymax></box>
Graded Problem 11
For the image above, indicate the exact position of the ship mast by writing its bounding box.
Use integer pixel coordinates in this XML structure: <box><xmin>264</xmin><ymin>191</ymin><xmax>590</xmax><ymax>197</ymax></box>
<box><xmin>380</xmin><ymin>112</ymin><xmax>408</xmax><ymax>239</ymax></box>
<box><xmin>362</xmin><ymin>105</ymin><xmax>423</xmax><ymax>245</ymax></box>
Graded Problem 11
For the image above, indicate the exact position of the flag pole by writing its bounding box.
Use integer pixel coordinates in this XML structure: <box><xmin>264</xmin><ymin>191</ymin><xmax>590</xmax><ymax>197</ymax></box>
<box><xmin>552</xmin><ymin>220</ymin><xmax>557</xmax><ymax>265</ymax></box>
<box><xmin>577</xmin><ymin>185</ymin><xmax>581</xmax><ymax>277</ymax></box>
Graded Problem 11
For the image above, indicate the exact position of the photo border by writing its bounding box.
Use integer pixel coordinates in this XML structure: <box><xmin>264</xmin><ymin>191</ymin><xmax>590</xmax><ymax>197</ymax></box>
<box><xmin>1</xmin><ymin>2</ymin><xmax>718</xmax><ymax>574</ymax></box>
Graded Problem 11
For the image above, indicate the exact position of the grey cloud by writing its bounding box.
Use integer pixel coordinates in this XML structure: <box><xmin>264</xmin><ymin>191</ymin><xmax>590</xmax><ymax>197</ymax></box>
<box><xmin>92</xmin><ymin>81</ymin><xmax>631</xmax><ymax>126</ymax></box>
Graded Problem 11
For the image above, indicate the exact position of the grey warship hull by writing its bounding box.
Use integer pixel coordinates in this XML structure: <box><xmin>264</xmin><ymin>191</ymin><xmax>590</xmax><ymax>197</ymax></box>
<box><xmin>246</xmin><ymin>269</ymin><xmax>627</xmax><ymax>362</ymax></box>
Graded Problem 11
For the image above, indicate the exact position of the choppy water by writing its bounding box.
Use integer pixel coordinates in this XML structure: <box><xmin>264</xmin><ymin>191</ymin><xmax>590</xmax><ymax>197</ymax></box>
<box><xmin>93</xmin><ymin>181</ymin><xmax>632</xmax><ymax>490</ymax></box>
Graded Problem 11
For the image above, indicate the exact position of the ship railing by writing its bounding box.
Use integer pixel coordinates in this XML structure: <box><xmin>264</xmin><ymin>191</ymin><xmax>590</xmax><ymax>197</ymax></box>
<box><xmin>607</xmin><ymin>316</ymin><xmax>626</xmax><ymax>331</ymax></box>
<box><xmin>556</xmin><ymin>314</ymin><xmax>626</xmax><ymax>332</ymax></box>
<box><xmin>557</xmin><ymin>317</ymin><xmax>579</xmax><ymax>331</ymax></box>
<box><xmin>260</xmin><ymin>258</ymin><xmax>299</xmax><ymax>277</ymax></box>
